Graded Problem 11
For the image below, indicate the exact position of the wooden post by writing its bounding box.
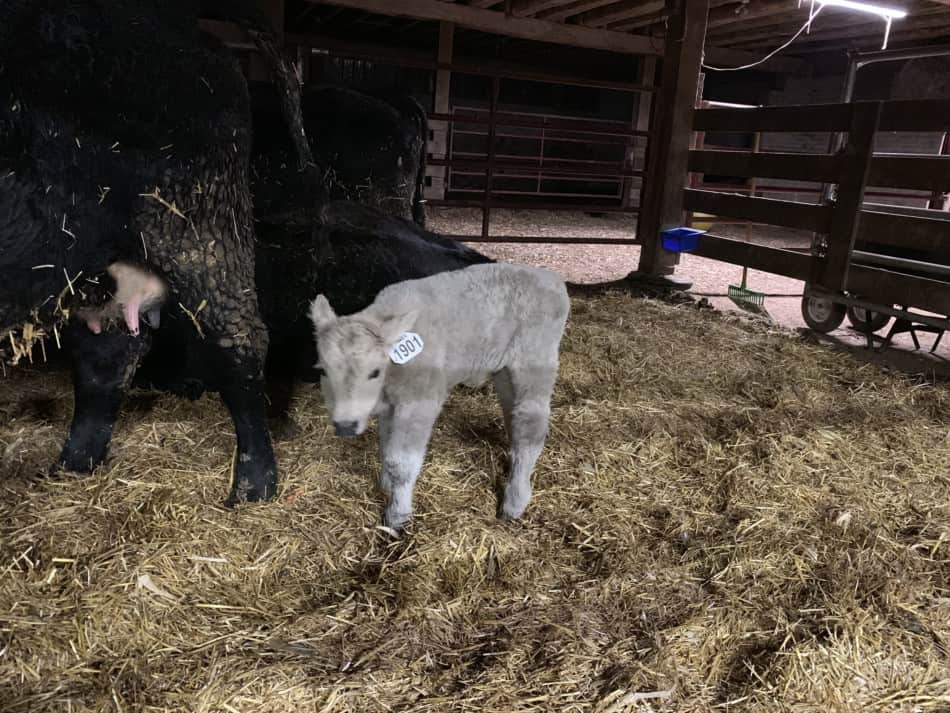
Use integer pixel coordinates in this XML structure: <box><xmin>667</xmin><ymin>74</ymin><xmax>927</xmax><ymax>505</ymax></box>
<box><xmin>928</xmin><ymin>131</ymin><xmax>950</xmax><ymax>211</ymax></box>
<box><xmin>624</xmin><ymin>56</ymin><xmax>656</xmax><ymax>208</ymax></box>
<box><xmin>816</xmin><ymin>101</ymin><xmax>881</xmax><ymax>291</ymax></box>
<box><xmin>427</xmin><ymin>21</ymin><xmax>455</xmax><ymax>201</ymax></box>
<box><xmin>746</xmin><ymin>129</ymin><xmax>761</xmax><ymax>241</ymax></box>
<box><xmin>685</xmin><ymin>100</ymin><xmax>708</xmax><ymax>230</ymax></box>
<box><xmin>482</xmin><ymin>76</ymin><xmax>501</xmax><ymax>239</ymax></box>
<box><xmin>634</xmin><ymin>0</ymin><xmax>709</xmax><ymax>279</ymax></box>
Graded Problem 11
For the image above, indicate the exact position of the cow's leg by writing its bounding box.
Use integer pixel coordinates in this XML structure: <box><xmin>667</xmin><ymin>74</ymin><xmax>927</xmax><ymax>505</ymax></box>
<box><xmin>58</xmin><ymin>322</ymin><xmax>152</xmax><ymax>473</ymax></box>
<box><xmin>138</xmin><ymin>170</ymin><xmax>276</xmax><ymax>504</ymax></box>
<box><xmin>378</xmin><ymin>398</ymin><xmax>441</xmax><ymax>530</ymax></box>
<box><xmin>218</xmin><ymin>360</ymin><xmax>276</xmax><ymax>505</ymax></box>
<box><xmin>174</xmin><ymin>291</ymin><xmax>274</xmax><ymax>506</ymax></box>
<box><xmin>263</xmin><ymin>332</ymin><xmax>300</xmax><ymax>439</ymax></box>
<box><xmin>498</xmin><ymin>366</ymin><xmax>555</xmax><ymax>521</ymax></box>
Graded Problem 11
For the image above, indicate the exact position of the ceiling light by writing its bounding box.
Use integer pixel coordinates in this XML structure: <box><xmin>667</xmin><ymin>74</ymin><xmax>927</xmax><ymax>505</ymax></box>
<box><xmin>802</xmin><ymin>0</ymin><xmax>908</xmax><ymax>49</ymax></box>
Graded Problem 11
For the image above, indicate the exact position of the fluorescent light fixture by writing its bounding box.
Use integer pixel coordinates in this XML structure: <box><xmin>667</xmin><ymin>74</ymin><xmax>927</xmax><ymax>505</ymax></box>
<box><xmin>802</xmin><ymin>0</ymin><xmax>908</xmax><ymax>49</ymax></box>
<box><xmin>816</xmin><ymin>0</ymin><xmax>906</xmax><ymax>20</ymax></box>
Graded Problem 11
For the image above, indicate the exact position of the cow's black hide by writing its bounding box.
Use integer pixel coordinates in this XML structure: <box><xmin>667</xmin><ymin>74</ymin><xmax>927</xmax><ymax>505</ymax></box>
<box><xmin>250</xmin><ymin>83</ymin><xmax>429</xmax><ymax>227</ymax></box>
<box><xmin>0</xmin><ymin>0</ymin><xmax>306</xmax><ymax>503</ymax></box>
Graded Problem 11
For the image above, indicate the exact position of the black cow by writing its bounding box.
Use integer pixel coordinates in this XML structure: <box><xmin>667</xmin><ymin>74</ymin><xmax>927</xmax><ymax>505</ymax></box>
<box><xmin>0</xmin><ymin>0</ymin><xmax>311</xmax><ymax>504</ymax></box>
<box><xmin>250</xmin><ymin>83</ymin><xmax>429</xmax><ymax>227</ymax></box>
<box><xmin>135</xmin><ymin>202</ymin><xmax>493</xmax><ymax>430</ymax></box>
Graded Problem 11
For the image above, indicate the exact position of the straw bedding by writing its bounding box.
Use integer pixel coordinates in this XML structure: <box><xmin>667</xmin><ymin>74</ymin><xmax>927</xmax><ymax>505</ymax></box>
<box><xmin>1</xmin><ymin>289</ymin><xmax>948</xmax><ymax>712</ymax></box>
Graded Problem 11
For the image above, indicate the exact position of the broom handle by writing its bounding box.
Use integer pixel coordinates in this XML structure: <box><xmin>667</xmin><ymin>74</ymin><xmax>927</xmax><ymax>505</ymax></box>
<box><xmin>741</xmin><ymin>266</ymin><xmax>749</xmax><ymax>289</ymax></box>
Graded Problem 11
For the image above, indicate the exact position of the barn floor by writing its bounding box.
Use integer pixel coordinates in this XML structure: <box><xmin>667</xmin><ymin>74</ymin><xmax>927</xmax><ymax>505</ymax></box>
<box><xmin>2</xmin><ymin>289</ymin><xmax>949</xmax><ymax>711</ymax></box>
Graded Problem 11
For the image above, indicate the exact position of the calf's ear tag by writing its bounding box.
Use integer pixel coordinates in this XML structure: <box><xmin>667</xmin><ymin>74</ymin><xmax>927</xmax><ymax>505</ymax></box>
<box><xmin>389</xmin><ymin>332</ymin><xmax>424</xmax><ymax>365</ymax></box>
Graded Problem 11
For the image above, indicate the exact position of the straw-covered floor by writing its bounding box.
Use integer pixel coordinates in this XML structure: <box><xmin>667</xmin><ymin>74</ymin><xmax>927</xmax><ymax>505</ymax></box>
<box><xmin>1</xmin><ymin>290</ymin><xmax>948</xmax><ymax>712</ymax></box>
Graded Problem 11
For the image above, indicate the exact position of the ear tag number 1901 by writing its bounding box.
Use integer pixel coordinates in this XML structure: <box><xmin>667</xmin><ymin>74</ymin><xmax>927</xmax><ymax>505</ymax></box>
<box><xmin>389</xmin><ymin>332</ymin><xmax>424</xmax><ymax>365</ymax></box>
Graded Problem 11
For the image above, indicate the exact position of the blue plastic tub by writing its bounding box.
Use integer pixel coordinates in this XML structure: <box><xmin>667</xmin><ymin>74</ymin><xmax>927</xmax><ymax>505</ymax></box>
<box><xmin>661</xmin><ymin>227</ymin><xmax>706</xmax><ymax>253</ymax></box>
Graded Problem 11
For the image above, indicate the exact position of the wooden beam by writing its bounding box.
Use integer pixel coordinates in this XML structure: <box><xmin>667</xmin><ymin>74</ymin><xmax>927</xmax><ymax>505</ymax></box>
<box><xmin>288</xmin><ymin>32</ymin><xmax>653</xmax><ymax>92</ymax></box>
<box><xmin>306</xmin><ymin>0</ymin><xmax>664</xmax><ymax>54</ymax></box>
<box><xmin>636</xmin><ymin>0</ymin><xmax>709</xmax><ymax>276</ymax></box>
<box><xmin>707</xmin><ymin>12</ymin><xmax>808</xmax><ymax>39</ymax></box>
<box><xmin>578</xmin><ymin>0</ymin><xmax>661</xmax><ymax>27</ymax></box>
<box><xmin>684</xmin><ymin>189</ymin><xmax>833</xmax><ymax>232</ymax></box>
<box><xmin>688</xmin><ymin>150</ymin><xmax>843</xmax><ymax>183</ymax></box>
<box><xmin>708</xmin><ymin>0</ymin><xmax>799</xmax><ymax>29</ymax></box>
<box><xmin>702</xmin><ymin>45</ymin><xmax>805</xmax><ymax>73</ymax></box>
<box><xmin>694</xmin><ymin>103</ymin><xmax>852</xmax><ymax>132</ymax></box>
<box><xmin>818</xmin><ymin>102</ymin><xmax>881</xmax><ymax>291</ymax></box>
<box><xmin>754</xmin><ymin>26</ymin><xmax>950</xmax><ymax>54</ymax></box>
<box><xmin>608</xmin><ymin>9</ymin><xmax>667</xmax><ymax>31</ymax></box>
<box><xmin>690</xmin><ymin>234</ymin><xmax>814</xmax><ymax>280</ymax></box>
<box><xmin>868</xmin><ymin>155</ymin><xmax>950</xmax><ymax>193</ymax></box>
<box><xmin>858</xmin><ymin>208</ymin><xmax>950</xmax><ymax>259</ymax></box>
<box><xmin>847</xmin><ymin>265</ymin><xmax>950</xmax><ymax>317</ymax></box>
<box><xmin>509</xmin><ymin>0</ymin><xmax>573</xmax><ymax>16</ymax></box>
<box><xmin>537</xmin><ymin>0</ymin><xmax>623</xmax><ymax>22</ymax></box>
<box><xmin>880</xmin><ymin>100</ymin><xmax>950</xmax><ymax>132</ymax></box>
<box><xmin>725</xmin><ymin>10</ymin><xmax>950</xmax><ymax>49</ymax></box>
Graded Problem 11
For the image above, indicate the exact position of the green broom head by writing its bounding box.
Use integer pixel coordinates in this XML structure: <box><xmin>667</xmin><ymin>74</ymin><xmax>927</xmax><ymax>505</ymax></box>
<box><xmin>728</xmin><ymin>283</ymin><xmax>769</xmax><ymax>317</ymax></box>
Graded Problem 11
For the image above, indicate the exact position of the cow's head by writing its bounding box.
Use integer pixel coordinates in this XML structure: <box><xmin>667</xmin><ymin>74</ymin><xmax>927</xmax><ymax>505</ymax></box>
<box><xmin>309</xmin><ymin>294</ymin><xmax>416</xmax><ymax>437</ymax></box>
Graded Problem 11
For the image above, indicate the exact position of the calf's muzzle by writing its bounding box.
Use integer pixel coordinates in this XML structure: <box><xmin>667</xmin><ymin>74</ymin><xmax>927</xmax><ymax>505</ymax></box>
<box><xmin>334</xmin><ymin>420</ymin><xmax>359</xmax><ymax>437</ymax></box>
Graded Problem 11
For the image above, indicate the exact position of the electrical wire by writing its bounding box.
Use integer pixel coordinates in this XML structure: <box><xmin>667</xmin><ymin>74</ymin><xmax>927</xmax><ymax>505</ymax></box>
<box><xmin>702</xmin><ymin>5</ymin><xmax>826</xmax><ymax>72</ymax></box>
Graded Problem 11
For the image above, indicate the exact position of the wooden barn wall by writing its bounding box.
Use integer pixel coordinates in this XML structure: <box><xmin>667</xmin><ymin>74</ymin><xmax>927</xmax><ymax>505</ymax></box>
<box><xmin>701</xmin><ymin>59</ymin><xmax>950</xmax><ymax>209</ymax></box>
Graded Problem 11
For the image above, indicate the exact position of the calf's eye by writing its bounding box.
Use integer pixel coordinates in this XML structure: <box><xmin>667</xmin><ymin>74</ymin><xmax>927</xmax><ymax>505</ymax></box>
<box><xmin>368</xmin><ymin>369</ymin><xmax>380</xmax><ymax>380</ymax></box>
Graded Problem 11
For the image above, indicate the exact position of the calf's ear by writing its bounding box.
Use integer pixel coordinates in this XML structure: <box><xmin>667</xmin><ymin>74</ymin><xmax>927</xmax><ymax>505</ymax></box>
<box><xmin>378</xmin><ymin>310</ymin><xmax>418</xmax><ymax>347</ymax></box>
<box><xmin>309</xmin><ymin>295</ymin><xmax>337</xmax><ymax>331</ymax></box>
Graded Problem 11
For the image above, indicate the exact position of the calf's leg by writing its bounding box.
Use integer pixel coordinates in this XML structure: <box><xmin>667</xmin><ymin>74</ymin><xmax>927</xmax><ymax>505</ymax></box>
<box><xmin>378</xmin><ymin>399</ymin><xmax>441</xmax><ymax>529</ymax></box>
<box><xmin>498</xmin><ymin>366</ymin><xmax>555</xmax><ymax>521</ymax></box>
<box><xmin>58</xmin><ymin>323</ymin><xmax>152</xmax><ymax>473</ymax></box>
<box><xmin>492</xmin><ymin>369</ymin><xmax>514</xmax><ymax>437</ymax></box>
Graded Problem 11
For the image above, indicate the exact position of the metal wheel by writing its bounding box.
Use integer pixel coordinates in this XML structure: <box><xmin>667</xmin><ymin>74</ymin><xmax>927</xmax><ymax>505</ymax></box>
<box><xmin>801</xmin><ymin>293</ymin><xmax>846</xmax><ymax>333</ymax></box>
<box><xmin>846</xmin><ymin>304</ymin><xmax>891</xmax><ymax>333</ymax></box>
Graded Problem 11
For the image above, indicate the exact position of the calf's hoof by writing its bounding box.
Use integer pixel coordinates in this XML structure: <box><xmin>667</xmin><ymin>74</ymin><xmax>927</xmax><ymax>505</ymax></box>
<box><xmin>497</xmin><ymin>502</ymin><xmax>529</xmax><ymax>521</ymax></box>
<box><xmin>382</xmin><ymin>508</ymin><xmax>411</xmax><ymax>531</ymax></box>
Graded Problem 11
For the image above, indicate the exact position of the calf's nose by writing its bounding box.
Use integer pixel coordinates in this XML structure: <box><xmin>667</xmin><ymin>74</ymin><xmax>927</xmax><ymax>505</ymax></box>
<box><xmin>333</xmin><ymin>420</ymin><xmax>359</xmax><ymax>437</ymax></box>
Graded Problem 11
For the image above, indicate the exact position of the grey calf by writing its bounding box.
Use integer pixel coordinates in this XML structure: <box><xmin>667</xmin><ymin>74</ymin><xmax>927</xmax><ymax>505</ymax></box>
<box><xmin>310</xmin><ymin>263</ymin><xmax>569</xmax><ymax>529</ymax></box>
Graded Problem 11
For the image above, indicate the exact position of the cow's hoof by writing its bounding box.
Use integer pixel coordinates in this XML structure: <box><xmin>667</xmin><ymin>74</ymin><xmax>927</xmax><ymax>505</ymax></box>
<box><xmin>55</xmin><ymin>445</ymin><xmax>107</xmax><ymax>475</ymax></box>
<box><xmin>225</xmin><ymin>472</ymin><xmax>277</xmax><ymax>506</ymax></box>
<box><xmin>45</xmin><ymin>461</ymin><xmax>93</xmax><ymax>479</ymax></box>
<box><xmin>268</xmin><ymin>416</ymin><xmax>301</xmax><ymax>442</ymax></box>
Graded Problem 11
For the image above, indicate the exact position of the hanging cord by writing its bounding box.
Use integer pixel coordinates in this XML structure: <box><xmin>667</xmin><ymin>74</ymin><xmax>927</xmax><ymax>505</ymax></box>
<box><xmin>702</xmin><ymin>5</ymin><xmax>826</xmax><ymax>72</ymax></box>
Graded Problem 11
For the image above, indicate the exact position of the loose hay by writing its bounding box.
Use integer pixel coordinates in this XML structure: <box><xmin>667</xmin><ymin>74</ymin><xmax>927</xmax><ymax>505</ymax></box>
<box><xmin>1</xmin><ymin>291</ymin><xmax>948</xmax><ymax>712</ymax></box>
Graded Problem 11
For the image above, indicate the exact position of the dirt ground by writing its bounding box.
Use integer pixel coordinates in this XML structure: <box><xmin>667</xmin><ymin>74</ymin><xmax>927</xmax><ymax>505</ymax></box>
<box><xmin>428</xmin><ymin>208</ymin><xmax>950</xmax><ymax>371</ymax></box>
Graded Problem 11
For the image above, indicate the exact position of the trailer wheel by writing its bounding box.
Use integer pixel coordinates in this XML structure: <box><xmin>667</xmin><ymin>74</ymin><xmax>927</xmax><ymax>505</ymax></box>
<box><xmin>846</xmin><ymin>305</ymin><xmax>891</xmax><ymax>333</ymax></box>
<box><xmin>801</xmin><ymin>294</ymin><xmax>846</xmax><ymax>333</ymax></box>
